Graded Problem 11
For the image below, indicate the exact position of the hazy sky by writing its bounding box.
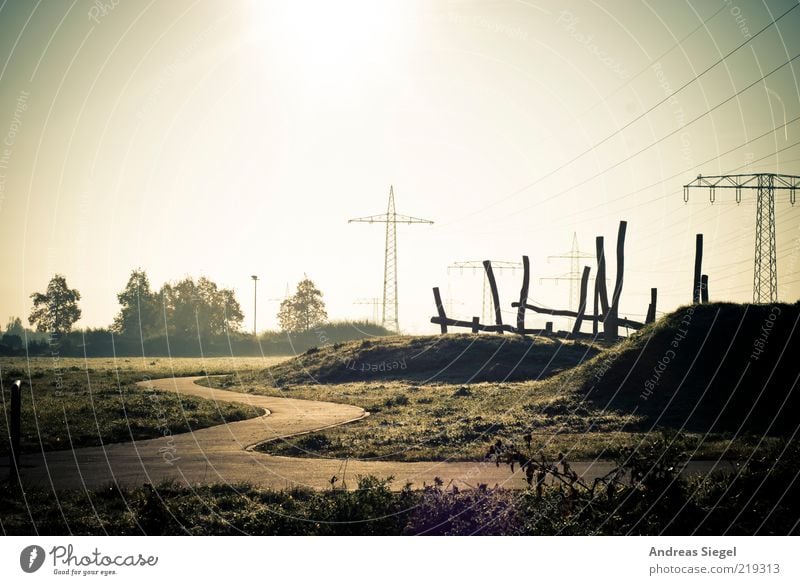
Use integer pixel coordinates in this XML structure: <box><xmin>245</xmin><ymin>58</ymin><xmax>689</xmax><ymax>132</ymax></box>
<box><xmin>0</xmin><ymin>0</ymin><xmax>798</xmax><ymax>333</ymax></box>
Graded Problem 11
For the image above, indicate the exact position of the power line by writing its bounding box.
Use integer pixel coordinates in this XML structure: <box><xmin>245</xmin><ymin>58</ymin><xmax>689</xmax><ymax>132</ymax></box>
<box><xmin>440</xmin><ymin>3</ymin><xmax>799</xmax><ymax>226</ymax></box>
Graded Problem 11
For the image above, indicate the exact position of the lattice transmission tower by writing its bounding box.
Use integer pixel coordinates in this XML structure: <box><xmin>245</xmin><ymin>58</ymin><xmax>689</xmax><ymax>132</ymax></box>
<box><xmin>683</xmin><ymin>173</ymin><xmax>798</xmax><ymax>303</ymax></box>
<box><xmin>540</xmin><ymin>232</ymin><xmax>593</xmax><ymax>316</ymax></box>
<box><xmin>349</xmin><ymin>186</ymin><xmax>433</xmax><ymax>332</ymax></box>
<box><xmin>447</xmin><ymin>260</ymin><xmax>523</xmax><ymax>323</ymax></box>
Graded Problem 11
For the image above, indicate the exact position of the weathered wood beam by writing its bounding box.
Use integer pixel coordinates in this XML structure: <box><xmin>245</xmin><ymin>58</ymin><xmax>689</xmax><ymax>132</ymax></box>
<box><xmin>604</xmin><ymin>221</ymin><xmax>627</xmax><ymax>341</ymax></box>
<box><xmin>483</xmin><ymin>260</ymin><xmax>504</xmax><ymax>334</ymax></box>
<box><xmin>693</xmin><ymin>234</ymin><xmax>703</xmax><ymax>304</ymax></box>
<box><xmin>595</xmin><ymin>236</ymin><xmax>609</xmax><ymax>314</ymax></box>
<box><xmin>572</xmin><ymin>265</ymin><xmax>591</xmax><ymax>335</ymax></box>
<box><xmin>516</xmin><ymin>255</ymin><xmax>530</xmax><ymax>336</ymax></box>
<box><xmin>701</xmin><ymin>274</ymin><xmax>709</xmax><ymax>303</ymax></box>
<box><xmin>432</xmin><ymin>287</ymin><xmax>447</xmax><ymax>333</ymax></box>
<box><xmin>645</xmin><ymin>287</ymin><xmax>657</xmax><ymax>324</ymax></box>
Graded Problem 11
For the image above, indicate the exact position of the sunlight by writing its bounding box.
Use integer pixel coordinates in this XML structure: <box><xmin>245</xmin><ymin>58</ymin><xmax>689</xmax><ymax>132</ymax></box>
<box><xmin>248</xmin><ymin>0</ymin><xmax>414</xmax><ymax>88</ymax></box>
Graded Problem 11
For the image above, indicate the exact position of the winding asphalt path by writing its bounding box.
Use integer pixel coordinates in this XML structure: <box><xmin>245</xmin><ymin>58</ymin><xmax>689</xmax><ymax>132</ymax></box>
<box><xmin>9</xmin><ymin>376</ymin><xmax>714</xmax><ymax>491</ymax></box>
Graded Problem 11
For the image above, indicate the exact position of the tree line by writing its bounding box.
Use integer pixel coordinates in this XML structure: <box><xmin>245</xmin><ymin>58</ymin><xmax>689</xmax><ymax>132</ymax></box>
<box><xmin>1</xmin><ymin>271</ymin><xmax>385</xmax><ymax>357</ymax></box>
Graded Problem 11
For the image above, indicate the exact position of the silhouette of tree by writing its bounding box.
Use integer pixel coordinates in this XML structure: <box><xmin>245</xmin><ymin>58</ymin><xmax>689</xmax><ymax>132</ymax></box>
<box><xmin>28</xmin><ymin>274</ymin><xmax>81</xmax><ymax>335</ymax></box>
<box><xmin>278</xmin><ymin>277</ymin><xmax>327</xmax><ymax>332</ymax></box>
<box><xmin>4</xmin><ymin>316</ymin><xmax>24</xmax><ymax>337</ymax></box>
<box><xmin>158</xmin><ymin>276</ymin><xmax>244</xmax><ymax>338</ymax></box>
<box><xmin>113</xmin><ymin>269</ymin><xmax>159</xmax><ymax>337</ymax></box>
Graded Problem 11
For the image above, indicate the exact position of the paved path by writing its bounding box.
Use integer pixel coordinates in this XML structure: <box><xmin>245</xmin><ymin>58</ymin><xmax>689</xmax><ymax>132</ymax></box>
<box><xmin>9</xmin><ymin>376</ymin><xmax>718</xmax><ymax>492</ymax></box>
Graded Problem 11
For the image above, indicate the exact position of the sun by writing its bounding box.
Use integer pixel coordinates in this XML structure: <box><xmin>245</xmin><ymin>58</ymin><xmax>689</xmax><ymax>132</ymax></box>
<box><xmin>248</xmin><ymin>0</ymin><xmax>414</xmax><ymax>88</ymax></box>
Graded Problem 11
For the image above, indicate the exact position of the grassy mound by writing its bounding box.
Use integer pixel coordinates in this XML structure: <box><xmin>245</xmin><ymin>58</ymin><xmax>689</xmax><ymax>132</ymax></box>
<box><xmin>562</xmin><ymin>302</ymin><xmax>800</xmax><ymax>434</ymax></box>
<box><xmin>260</xmin><ymin>334</ymin><xmax>599</xmax><ymax>385</ymax></box>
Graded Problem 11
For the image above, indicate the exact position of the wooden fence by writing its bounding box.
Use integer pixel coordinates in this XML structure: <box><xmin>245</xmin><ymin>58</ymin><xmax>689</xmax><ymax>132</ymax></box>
<box><xmin>430</xmin><ymin>221</ymin><xmax>711</xmax><ymax>341</ymax></box>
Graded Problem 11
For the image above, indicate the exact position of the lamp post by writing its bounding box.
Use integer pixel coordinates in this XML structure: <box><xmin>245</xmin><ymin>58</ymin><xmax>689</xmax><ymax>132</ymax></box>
<box><xmin>251</xmin><ymin>275</ymin><xmax>258</xmax><ymax>337</ymax></box>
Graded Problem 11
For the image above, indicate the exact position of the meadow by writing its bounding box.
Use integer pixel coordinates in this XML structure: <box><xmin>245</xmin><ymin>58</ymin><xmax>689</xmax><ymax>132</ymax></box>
<box><xmin>0</xmin><ymin>356</ymin><xmax>285</xmax><ymax>455</ymax></box>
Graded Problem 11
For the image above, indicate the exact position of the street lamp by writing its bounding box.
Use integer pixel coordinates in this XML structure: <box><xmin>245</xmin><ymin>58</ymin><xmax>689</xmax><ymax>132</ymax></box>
<box><xmin>251</xmin><ymin>275</ymin><xmax>259</xmax><ymax>337</ymax></box>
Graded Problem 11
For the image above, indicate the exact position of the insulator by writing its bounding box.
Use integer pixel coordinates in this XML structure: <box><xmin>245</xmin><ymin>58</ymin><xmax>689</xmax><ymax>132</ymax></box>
<box><xmin>736</xmin><ymin>187</ymin><xmax>741</xmax><ymax>205</ymax></box>
<box><xmin>683</xmin><ymin>187</ymin><xmax>689</xmax><ymax>203</ymax></box>
<box><xmin>709</xmin><ymin>186</ymin><xmax>715</xmax><ymax>204</ymax></box>
<box><xmin>791</xmin><ymin>189</ymin><xmax>796</xmax><ymax>206</ymax></box>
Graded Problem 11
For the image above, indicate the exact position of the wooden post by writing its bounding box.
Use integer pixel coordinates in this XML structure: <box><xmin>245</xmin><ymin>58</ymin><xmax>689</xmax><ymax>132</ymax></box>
<box><xmin>432</xmin><ymin>287</ymin><xmax>447</xmax><ymax>333</ymax></box>
<box><xmin>10</xmin><ymin>379</ymin><xmax>21</xmax><ymax>481</ymax></box>
<box><xmin>646</xmin><ymin>288</ymin><xmax>657</xmax><ymax>324</ymax></box>
<box><xmin>595</xmin><ymin>236</ymin><xmax>609</xmax><ymax>315</ymax></box>
<box><xmin>693</xmin><ymin>234</ymin><xmax>703</xmax><ymax>304</ymax></box>
<box><xmin>572</xmin><ymin>266</ymin><xmax>591</xmax><ymax>335</ymax></box>
<box><xmin>701</xmin><ymin>274</ymin><xmax>709</xmax><ymax>303</ymax></box>
<box><xmin>516</xmin><ymin>256</ymin><xmax>530</xmax><ymax>336</ymax></box>
<box><xmin>604</xmin><ymin>221</ymin><xmax>627</xmax><ymax>341</ymax></box>
<box><xmin>545</xmin><ymin>321</ymin><xmax>553</xmax><ymax>334</ymax></box>
<box><xmin>483</xmin><ymin>260</ymin><xmax>504</xmax><ymax>334</ymax></box>
<box><xmin>471</xmin><ymin>316</ymin><xmax>480</xmax><ymax>333</ymax></box>
<box><xmin>592</xmin><ymin>285</ymin><xmax>599</xmax><ymax>335</ymax></box>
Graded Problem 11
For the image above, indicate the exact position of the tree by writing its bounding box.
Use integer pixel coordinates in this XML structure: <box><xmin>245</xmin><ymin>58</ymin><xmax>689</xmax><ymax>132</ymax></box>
<box><xmin>278</xmin><ymin>277</ymin><xmax>327</xmax><ymax>332</ymax></box>
<box><xmin>113</xmin><ymin>269</ymin><xmax>160</xmax><ymax>337</ymax></box>
<box><xmin>159</xmin><ymin>276</ymin><xmax>244</xmax><ymax>338</ymax></box>
<box><xmin>28</xmin><ymin>274</ymin><xmax>81</xmax><ymax>335</ymax></box>
<box><xmin>4</xmin><ymin>316</ymin><xmax>24</xmax><ymax>337</ymax></box>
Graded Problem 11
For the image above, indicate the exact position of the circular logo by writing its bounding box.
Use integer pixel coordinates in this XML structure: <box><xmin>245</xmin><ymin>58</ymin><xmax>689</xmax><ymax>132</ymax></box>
<box><xmin>19</xmin><ymin>545</ymin><xmax>46</xmax><ymax>573</ymax></box>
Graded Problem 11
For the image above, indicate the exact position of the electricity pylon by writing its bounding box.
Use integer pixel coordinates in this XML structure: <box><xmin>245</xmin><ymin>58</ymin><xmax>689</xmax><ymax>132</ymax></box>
<box><xmin>353</xmin><ymin>297</ymin><xmax>382</xmax><ymax>324</ymax></box>
<box><xmin>448</xmin><ymin>260</ymin><xmax>522</xmax><ymax>323</ymax></box>
<box><xmin>684</xmin><ymin>173</ymin><xmax>798</xmax><ymax>303</ymax></box>
<box><xmin>540</xmin><ymin>232</ymin><xmax>593</xmax><ymax>315</ymax></box>
<box><xmin>349</xmin><ymin>186</ymin><xmax>433</xmax><ymax>332</ymax></box>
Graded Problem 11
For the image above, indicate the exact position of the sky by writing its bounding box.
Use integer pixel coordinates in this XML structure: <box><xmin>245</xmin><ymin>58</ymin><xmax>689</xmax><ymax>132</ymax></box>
<box><xmin>0</xmin><ymin>0</ymin><xmax>798</xmax><ymax>334</ymax></box>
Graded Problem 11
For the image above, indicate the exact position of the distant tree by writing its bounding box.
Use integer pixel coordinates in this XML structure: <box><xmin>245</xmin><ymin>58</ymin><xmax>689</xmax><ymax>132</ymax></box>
<box><xmin>159</xmin><ymin>276</ymin><xmax>244</xmax><ymax>338</ymax></box>
<box><xmin>5</xmin><ymin>316</ymin><xmax>24</xmax><ymax>337</ymax></box>
<box><xmin>113</xmin><ymin>269</ymin><xmax>160</xmax><ymax>337</ymax></box>
<box><xmin>278</xmin><ymin>277</ymin><xmax>327</xmax><ymax>332</ymax></box>
<box><xmin>28</xmin><ymin>274</ymin><xmax>82</xmax><ymax>335</ymax></box>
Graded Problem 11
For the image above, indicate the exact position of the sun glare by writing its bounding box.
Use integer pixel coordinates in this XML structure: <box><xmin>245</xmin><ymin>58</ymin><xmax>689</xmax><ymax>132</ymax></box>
<box><xmin>248</xmin><ymin>0</ymin><xmax>413</xmax><ymax>87</ymax></box>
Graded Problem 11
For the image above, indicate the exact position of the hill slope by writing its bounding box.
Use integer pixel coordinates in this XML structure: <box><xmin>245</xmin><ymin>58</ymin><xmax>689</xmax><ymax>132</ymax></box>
<box><xmin>562</xmin><ymin>302</ymin><xmax>800</xmax><ymax>434</ymax></box>
<box><xmin>261</xmin><ymin>334</ymin><xmax>599</xmax><ymax>385</ymax></box>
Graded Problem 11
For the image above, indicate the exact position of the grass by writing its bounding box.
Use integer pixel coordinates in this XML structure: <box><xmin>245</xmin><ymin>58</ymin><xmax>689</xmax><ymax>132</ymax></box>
<box><xmin>0</xmin><ymin>356</ymin><xmax>286</xmax><ymax>455</ymax></box>
<box><xmin>207</xmin><ymin>375</ymin><xmax>778</xmax><ymax>461</ymax></box>
<box><xmin>3</xmin><ymin>438</ymin><xmax>798</xmax><ymax>534</ymax></box>
<box><xmin>261</xmin><ymin>333</ymin><xmax>599</xmax><ymax>385</ymax></box>
<box><xmin>205</xmin><ymin>303</ymin><xmax>799</xmax><ymax>462</ymax></box>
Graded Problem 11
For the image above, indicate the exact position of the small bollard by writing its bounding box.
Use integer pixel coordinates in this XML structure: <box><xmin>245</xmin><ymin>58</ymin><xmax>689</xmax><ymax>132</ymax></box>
<box><xmin>9</xmin><ymin>379</ymin><xmax>22</xmax><ymax>480</ymax></box>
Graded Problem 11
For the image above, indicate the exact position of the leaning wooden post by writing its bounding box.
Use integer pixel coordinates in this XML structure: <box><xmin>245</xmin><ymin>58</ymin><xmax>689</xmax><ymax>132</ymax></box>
<box><xmin>645</xmin><ymin>287</ymin><xmax>657</xmax><ymax>324</ymax></box>
<box><xmin>693</xmin><ymin>234</ymin><xmax>703</xmax><ymax>304</ymax></box>
<box><xmin>572</xmin><ymin>266</ymin><xmax>591</xmax><ymax>335</ymax></box>
<box><xmin>432</xmin><ymin>287</ymin><xmax>447</xmax><ymax>334</ymax></box>
<box><xmin>604</xmin><ymin>221</ymin><xmax>627</xmax><ymax>341</ymax></box>
<box><xmin>9</xmin><ymin>379</ymin><xmax>22</xmax><ymax>481</ymax></box>
<box><xmin>595</xmin><ymin>236</ymin><xmax>609</xmax><ymax>315</ymax></box>
<box><xmin>483</xmin><ymin>260</ymin><xmax>504</xmax><ymax>334</ymax></box>
<box><xmin>701</xmin><ymin>274</ymin><xmax>709</xmax><ymax>303</ymax></box>
<box><xmin>516</xmin><ymin>256</ymin><xmax>530</xmax><ymax>336</ymax></box>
